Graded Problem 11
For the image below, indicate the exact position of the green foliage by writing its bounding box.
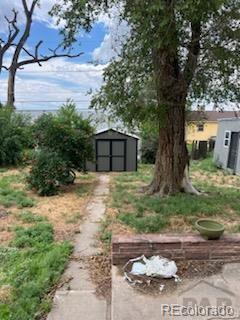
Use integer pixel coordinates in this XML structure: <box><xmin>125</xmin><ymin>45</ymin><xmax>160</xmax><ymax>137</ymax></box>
<box><xmin>16</xmin><ymin>210</ymin><xmax>46</xmax><ymax>224</ymax></box>
<box><xmin>12</xmin><ymin>223</ymin><xmax>54</xmax><ymax>248</ymax></box>
<box><xmin>28</xmin><ymin>150</ymin><xmax>70</xmax><ymax>196</ymax></box>
<box><xmin>75</xmin><ymin>184</ymin><xmax>91</xmax><ymax>197</ymax></box>
<box><xmin>52</xmin><ymin>1</ymin><xmax>240</xmax><ymax>126</ymax></box>
<box><xmin>191</xmin><ymin>157</ymin><xmax>219</xmax><ymax>173</ymax></box>
<box><xmin>0</xmin><ymin>222</ymin><xmax>72</xmax><ymax>320</ymax></box>
<box><xmin>140</xmin><ymin>124</ymin><xmax>158</xmax><ymax>164</ymax></box>
<box><xmin>33</xmin><ymin>102</ymin><xmax>94</xmax><ymax>172</ymax></box>
<box><xmin>29</xmin><ymin>103</ymin><xmax>94</xmax><ymax>196</ymax></box>
<box><xmin>0</xmin><ymin>174</ymin><xmax>35</xmax><ymax>208</ymax></box>
<box><xmin>0</xmin><ymin>108</ymin><xmax>31</xmax><ymax>166</ymax></box>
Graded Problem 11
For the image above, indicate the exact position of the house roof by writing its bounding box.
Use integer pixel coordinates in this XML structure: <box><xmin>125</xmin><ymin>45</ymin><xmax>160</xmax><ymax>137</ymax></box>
<box><xmin>187</xmin><ymin>111</ymin><xmax>240</xmax><ymax>122</ymax></box>
<box><xmin>96</xmin><ymin>128</ymin><xmax>139</xmax><ymax>140</ymax></box>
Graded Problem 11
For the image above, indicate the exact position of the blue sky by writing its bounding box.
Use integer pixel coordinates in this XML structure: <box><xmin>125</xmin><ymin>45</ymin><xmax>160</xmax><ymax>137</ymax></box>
<box><xmin>0</xmin><ymin>1</ymin><xmax>127</xmax><ymax>111</ymax></box>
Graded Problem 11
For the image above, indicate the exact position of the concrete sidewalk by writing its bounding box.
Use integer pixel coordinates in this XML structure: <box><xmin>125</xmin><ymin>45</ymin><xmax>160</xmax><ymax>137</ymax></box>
<box><xmin>112</xmin><ymin>263</ymin><xmax>240</xmax><ymax>320</ymax></box>
<box><xmin>47</xmin><ymin>175</ymin><xmax>110</xmax><ymax>320</ymax></box>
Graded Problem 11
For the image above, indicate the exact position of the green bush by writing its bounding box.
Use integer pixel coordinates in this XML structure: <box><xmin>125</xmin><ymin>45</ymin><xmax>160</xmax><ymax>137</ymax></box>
<box><xmin>27</xmin><ymin>150</ymin><xmax>69</xmax><ymax>196</ymax></box>
<box><xmin>29</xmin><ymin>102</ymin><xmax>94</xmax><ymax>196</ymax></box>
<box><xmin>33</xmin><ymin>102</ymin><xmax>94</xmax><ymax>173</ymax></box>
<box><xmin>0</xmin><ymin>108</ymin><xmax>31</xmax><ymax>166</ymax></box>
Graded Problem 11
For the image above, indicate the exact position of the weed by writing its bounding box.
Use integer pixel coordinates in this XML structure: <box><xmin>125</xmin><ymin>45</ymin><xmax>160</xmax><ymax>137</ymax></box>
<box><xmin>0</xmin><ymin>222</ymin><xmax>72</xmax><ymax>320</ymax></box>
<box><xmin>16</xmin><ymin>211</ymin><xmax>46</xmax><ymax>224</ymax></box>
<box><xmin>0</xmin><ymin>174</ymin><xmax>34</xmax><ymax>208</ymax></box>
<box><xmin>75</xmin><ymin>184</ymin><xmax>91</xmax><ymax>197</ymax></box>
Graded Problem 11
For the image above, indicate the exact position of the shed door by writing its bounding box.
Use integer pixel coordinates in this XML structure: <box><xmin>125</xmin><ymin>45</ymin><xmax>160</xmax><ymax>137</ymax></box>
<box><xmin>96</xmin><ymin>140</ymin><xmax>126</xmax><ymax>172</ymax></box>
<box><xmin>112</xmin><ymin>140</ymin><xmax>126</xmax><ymax>171</ymax></box>
<box><xmin>227</xmin><ymin>132</ymin><xmax>240</xmax><ymax>171</ymax></box>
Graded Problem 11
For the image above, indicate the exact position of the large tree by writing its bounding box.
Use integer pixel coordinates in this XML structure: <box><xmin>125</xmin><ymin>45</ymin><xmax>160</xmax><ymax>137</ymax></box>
<box><xmin>52</xmin><ymin>0</ymin><xmax>240</xmax><ymax>196</ymax></box>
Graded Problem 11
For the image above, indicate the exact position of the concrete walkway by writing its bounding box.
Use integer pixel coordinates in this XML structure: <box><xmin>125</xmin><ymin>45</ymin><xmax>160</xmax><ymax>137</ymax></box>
<box><xmin>47</xmin><ymin>175</ymin><xmax>110</xmax><ymax>320</ymax></box>
<box><xmin>112</xmin><ymin>263</ymin><xmax>240</xmax><ymax>320</ymax></box>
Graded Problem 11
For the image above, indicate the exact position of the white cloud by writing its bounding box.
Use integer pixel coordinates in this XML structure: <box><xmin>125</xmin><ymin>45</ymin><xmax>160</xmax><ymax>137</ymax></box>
<box><xmin>0</xmin><ymin>58</ymin><xmax>106</xmax><ymax>110</ymax></box>
<box><xmin>0</xmin><ymin>0</ymin><xmax>58</xmax><ymax>32</ymax></box>
<box><xmin>92</xmin><ymin>6</ymin><xmax>130</xmax><ymax>63</ymax></box>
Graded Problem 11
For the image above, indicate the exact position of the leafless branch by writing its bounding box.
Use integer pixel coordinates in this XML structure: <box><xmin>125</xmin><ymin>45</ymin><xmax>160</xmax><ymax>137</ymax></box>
<box><xmin>17</xmin><ymin>44</ymin><xmax>83</xmax><ymax>68</ymax></box>
<box><xmin>0</xmin><ymin>9</ymin><xmax>19</xmax><ymax>73</ymax></box>
<box><xmin>3</xmin><ymin>0</ymin><xmax>83</xmax><ymax>108</ymax></box>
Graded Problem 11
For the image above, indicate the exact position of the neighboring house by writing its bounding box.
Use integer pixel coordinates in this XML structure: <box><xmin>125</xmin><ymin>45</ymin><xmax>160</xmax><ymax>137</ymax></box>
<box><xmin>214</xmin><ymin>118</ymin><xmax>240</xmax><ymax>175</ymax></box>
<box><xmin>86</xmin><ymin>128</ymin><xmax>139</xmax><ymax>172</ymax></box>
<box><xmin>186</xmin><ymin>111</ymin><xmax>238</xmax><ymax>142</ymax></box>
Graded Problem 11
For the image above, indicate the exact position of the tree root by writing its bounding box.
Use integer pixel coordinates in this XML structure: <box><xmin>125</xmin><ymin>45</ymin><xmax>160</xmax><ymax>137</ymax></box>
<box><xmin>181</xmin><ymin>168</ymin><xmax>201</xmax><ymax>195</ymax></box>
<box><xmin>140</xmin><ymin>169</ymin><xmax>201</xmax><ymax>196</ymax></box>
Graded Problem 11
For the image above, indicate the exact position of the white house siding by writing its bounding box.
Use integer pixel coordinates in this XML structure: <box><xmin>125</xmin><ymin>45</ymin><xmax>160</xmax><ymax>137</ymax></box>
<box><xmin>214</xmin><ymin>118</ymin><xmax>240</xmax><ymax>175</ymax></box>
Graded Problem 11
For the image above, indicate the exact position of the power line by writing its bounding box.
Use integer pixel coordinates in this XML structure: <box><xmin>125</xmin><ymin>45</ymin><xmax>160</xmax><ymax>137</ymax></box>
<box><xmin>17</xmin><ymin>108</ymin><xmax>93</xmax><ymax>112</ymax></box>
<box><xmin>2</xmin><ymin>100</ymin><xmax>90</xmax><ymax>103</ymax></box>
<box><xmin>0</xmin><ymin>69</ymin><xmax>105</xmax><ymax>73</ymax></box>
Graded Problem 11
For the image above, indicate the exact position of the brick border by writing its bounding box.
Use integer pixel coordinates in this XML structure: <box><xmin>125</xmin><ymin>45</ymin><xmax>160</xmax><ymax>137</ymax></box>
<box><xmin>112</xmin><ymin>234</ymin><xmax>240</xmax><ymax>265</ymax></box>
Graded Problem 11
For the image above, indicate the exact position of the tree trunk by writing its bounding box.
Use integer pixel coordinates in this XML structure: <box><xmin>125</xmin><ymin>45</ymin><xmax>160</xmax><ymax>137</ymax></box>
<box><xmin>147</xmin><ymin>103</ymin><xmax>200</xmax><ymax>196</ymax></box>
<box><xmin>148</xmin><ymin>20</ymin><xmax>200</xmax><ymax>196</ymax></box>
<box><xmin>7</xmin><ymin>68</ymin><xmax>16</xmax><ymax>108</ymax></box>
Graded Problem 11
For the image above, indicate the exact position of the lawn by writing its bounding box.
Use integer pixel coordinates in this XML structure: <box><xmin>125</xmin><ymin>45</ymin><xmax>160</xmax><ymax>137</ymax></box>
<box><xmin>0</xmin><ymin>168</ymin><xmax>96</xmax><ymax>319</ymax></box>
<box><xmin>101</xmin><ymin>158</ymin><xmax>240</xmax><ymax>244</ymax></box>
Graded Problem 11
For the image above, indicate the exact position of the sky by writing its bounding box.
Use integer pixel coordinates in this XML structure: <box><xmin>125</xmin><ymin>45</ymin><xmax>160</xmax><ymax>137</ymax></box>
<box><xmin>0</xmin><ymin>0</ymin><xmax>128</xmax><ymax>112</ymax></box>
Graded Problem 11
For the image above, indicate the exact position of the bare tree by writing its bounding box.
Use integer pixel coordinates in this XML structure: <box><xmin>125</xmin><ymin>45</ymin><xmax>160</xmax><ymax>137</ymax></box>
<box><xmin>0</xmin><ymin>10</ymin><xmax>19</xmax><ymax>74</ymax></box>
<box><xmin>2</xmin><ymin>0</ymin><xmax>83</xmax><ymax>108</ymax></box>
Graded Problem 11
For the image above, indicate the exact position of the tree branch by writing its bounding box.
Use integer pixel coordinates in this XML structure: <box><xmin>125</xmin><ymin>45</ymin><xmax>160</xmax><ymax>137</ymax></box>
<box><xmin>17</xmin><ymin>45</ymin><xmax>83</xmax><ymax>68</ymax></box>
<box><xmin>0</xmin><ymin>9</ymin><xmax>19</xmax><ymax>73</ymax></box>
<box><xmin>183</xmin><ymin>21</ymin><xmax>201</xmax><ymax>89</ymax></box>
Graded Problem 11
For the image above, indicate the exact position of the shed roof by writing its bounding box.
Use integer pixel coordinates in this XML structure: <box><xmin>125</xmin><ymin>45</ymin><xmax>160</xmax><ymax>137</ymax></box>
<box><xmin>187</xmin><ymin>111</ymin><xmax>239</xmax><ymax>122</ymax></box>
<box><xmin>96</xmin><ymin>128</ymin><xmax>139</xmax><ymax>140</ymax></box>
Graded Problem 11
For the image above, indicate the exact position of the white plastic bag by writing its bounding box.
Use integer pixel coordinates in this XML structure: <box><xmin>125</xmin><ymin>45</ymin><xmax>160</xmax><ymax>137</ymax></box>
<box><xmin>129</xmin><ymin>255</ymin><xmax>178</xmax><ymax>279</ymax></box>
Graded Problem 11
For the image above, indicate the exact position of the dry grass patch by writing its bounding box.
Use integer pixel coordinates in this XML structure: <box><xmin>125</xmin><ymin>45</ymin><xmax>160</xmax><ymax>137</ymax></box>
<box><xmin>100</xmin><ymin>163</ymin><xmax>240</xmax><ymax>237</ymax></box>
<box><xmin>0</xmin><ymin>168</ymin><xmax>97</xmax><ymax>244</ymax></box>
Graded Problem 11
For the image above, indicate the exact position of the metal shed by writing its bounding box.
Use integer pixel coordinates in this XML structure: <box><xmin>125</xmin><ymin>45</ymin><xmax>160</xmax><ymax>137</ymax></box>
<box><xmin>86</xmin><ymin>128</ymin><xmax>139</xmax><ymax>172</ymax></box>
<box><xmin>214</xmin><ymin>118</ymin><xmax>240</xmax><ymax>175</ymax></box>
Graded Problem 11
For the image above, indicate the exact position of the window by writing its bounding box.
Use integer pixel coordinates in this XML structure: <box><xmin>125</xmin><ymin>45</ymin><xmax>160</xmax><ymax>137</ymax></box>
<box><xmin>224</xmin><ymin>131</ymin><xmax>231</xmax><ymax>147</ymax></box>
<box><xmin>197</xmin><ymin>123</ymin><xmax>204</xmax><ymax>132</ymax></box>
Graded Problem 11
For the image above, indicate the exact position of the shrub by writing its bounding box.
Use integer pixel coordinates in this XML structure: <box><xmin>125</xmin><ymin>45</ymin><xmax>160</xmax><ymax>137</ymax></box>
<box><xmin>0</xmin><ymin>108</ymin><xmax>31</xmax><ymax>165</ymax></box>
<box><xmin>27</xmin><ymin>150</ymin><xmax>69</xmax><ymax>196</ymax></box>
<box><xmin>33</xmin><ymin>102</ymin><xmax>94</xmax><ymax>173</ymax></box>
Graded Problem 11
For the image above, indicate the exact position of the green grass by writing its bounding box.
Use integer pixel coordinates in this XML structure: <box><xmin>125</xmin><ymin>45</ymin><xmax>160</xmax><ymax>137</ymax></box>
<box><xmin>0</xmin><ymin>222</ymin><xmax>72</xmax><ymax>320</ymax></box>
<box><xmin>0</xmin><ymin>174</ymin><xmax>35</xmax><ymax>208</ymax></box>
<box><xmin>75</xmin><ymin>184</ymin><xmax>92</xmax><ymax>197</ymax></box>
<box><xmin>15</xmin><ymin>211</ymin><xmax>46</xmax><ymax>224</ymax></box>
<box><xmin>191</xmin><ymin>156</ymin><xmax>219</xmax><ymax>173</ymax></box>
<box><xmin>103</xmin><ymin>163</ymin><xmax>240</xmax><ymax>237</ymax></box>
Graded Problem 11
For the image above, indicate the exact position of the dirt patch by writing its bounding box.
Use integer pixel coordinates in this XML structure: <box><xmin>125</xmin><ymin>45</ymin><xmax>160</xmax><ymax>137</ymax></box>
<box><xmin>0</xmin><ymin>168</ymin><xmax>97</xmax><ymax>244</ymax></box>
<box><xmin>0</xmin><ymin>213</ymin><xmax>18</xmax><ymax>245</ymax></box>
<box><xmin>192</xmin><ymin>171</ymin><xmax>240</xmax><ymax>189</ymax></box>
<box><xmin>86</xmin><ymin>253</ymin><xmax>112</xmax><ymax>299</ymax></box>
<box><xmin>29</xmin><ymin>175</ymin><xmax>97</xmax><ymax>241</ymax></box>
<box><xmin>120</xmin><ymin>260</ymin><xmax>225</xmax><ymax>296</ymax></box>
<box><xmin>165</xmin><ymin>216</ymin><xmax>194</xmax><ymax>233</ymax></box>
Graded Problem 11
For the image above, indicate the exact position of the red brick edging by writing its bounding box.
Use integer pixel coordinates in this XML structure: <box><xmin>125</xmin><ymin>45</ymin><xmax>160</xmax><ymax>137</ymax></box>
<box><xmin>112</xmin><ymin>234</ymin><xmax>240</xmax><ymax>265</ymax></box>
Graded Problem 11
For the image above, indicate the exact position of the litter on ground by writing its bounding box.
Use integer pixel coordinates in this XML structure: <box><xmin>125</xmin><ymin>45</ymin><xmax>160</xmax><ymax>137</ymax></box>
<box><xmin>123</xmin><ymin>255</ymin><xmax>181</xmax><ymax>285</ymax></box>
